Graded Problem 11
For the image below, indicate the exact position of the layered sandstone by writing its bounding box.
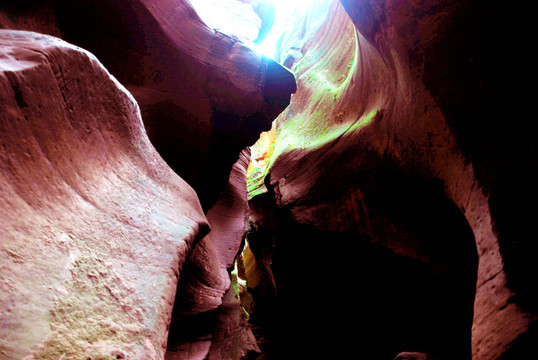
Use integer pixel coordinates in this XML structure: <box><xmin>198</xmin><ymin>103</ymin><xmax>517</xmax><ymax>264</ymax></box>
<box><xmin>0</xmin><ymin>30</ymin><xmax>208</xmax><ymax>359</ymax></box>
<box><xmin>1</xmin><ymin>0</ymin><xmax>535</xmax><ymax>359</ymax></box>
<box><xmin>50</xmin><ymin>0</ymin><xmax>296</xmax><ymax>209</ymax></box>
<box><xmin>1</xmin><ymin>1</ymin><xmax>295</xmax><ymax>357</ymax></box>
<box><xmin>246</xmin><ymin>0</ymin><xmax>536</xmax><ymax>359</ymax></box>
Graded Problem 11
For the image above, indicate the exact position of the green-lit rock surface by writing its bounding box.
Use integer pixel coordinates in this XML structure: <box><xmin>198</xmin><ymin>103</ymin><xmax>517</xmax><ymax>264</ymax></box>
<box><xmin>246</xmin><ymin>0</ymin><xmax>537</xmax><ymax>358</ymax></box>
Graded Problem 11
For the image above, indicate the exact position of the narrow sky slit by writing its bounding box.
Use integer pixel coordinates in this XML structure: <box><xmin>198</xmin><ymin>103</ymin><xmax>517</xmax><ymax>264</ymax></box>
<box><xmin>252</xmin><ymin>0</ymin><xmax>310</xmax><ymax>59</ymax></box>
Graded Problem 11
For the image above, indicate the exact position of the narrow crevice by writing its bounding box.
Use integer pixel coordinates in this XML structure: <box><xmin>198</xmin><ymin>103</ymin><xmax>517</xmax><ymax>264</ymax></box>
<box><xmin>240</xmin><ymin>164</ymin><xmax>479</xmax><ymax>359</ymax></box>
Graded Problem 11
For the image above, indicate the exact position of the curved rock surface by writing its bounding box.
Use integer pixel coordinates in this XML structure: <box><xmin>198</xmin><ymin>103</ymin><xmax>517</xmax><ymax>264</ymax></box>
<box><xmin>49</xmin><ymin>0</ymin><xmax>296</xmax><ymax>209</ymax></box>
<box><xmin>165</xmin><ymin>148</ymin><xmax>260</xmax><ymax>359</ymax></box>
<box><xmin>0</xmin><ymin>30</ymin><xmax>208</xmax><ymax>359</ymax></box>
<box><xmin>2</xmin><ymin>0</ymin><xmax>536</xmax><ymax>358</ymax></box>
<box><xmin>1</xmin><ymin>1</ymin><xmax>297</xmax><ymax>358</ymax></box>
<box><xmin>246</xmin><ymin>0</ymin><xmax>537</xmax><ymax>358</ymax></box>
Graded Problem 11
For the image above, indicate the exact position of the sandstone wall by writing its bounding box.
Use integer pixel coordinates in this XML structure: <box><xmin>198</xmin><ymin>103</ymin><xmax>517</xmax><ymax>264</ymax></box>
<box><xmin>246</xmin><ymin>0</ymin><xmax>537</xmax><ymax>358</ymax></box>
<box><xmin>0</xmin><ymin>30</ymin><xmax>208</xmax><ymax>359</ymax></box>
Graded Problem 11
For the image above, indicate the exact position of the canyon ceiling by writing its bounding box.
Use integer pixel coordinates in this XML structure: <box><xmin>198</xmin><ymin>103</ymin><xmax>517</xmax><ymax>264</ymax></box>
<box><xmin>0</xmin><ymin>0</ymin><xmax>536</xmax><ymax>359</ymax></box>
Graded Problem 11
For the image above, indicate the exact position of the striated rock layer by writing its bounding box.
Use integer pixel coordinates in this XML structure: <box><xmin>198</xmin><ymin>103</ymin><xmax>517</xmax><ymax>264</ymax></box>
<box><xmin>0</xmin><ymin>31</ymin><xmax>208</xmax><ymax>359</ymax></box>
<box><xmin>246</xmin><ymin>0</ymin><xmax>536</xmax><ymax>359</ymax></box>
<box><xmin>167</xmin><ymin>149</ymin><xmax>257</xmax><ymax>359</ymax></box>
<box><xmin>49</xmin><ymin>0</ymin><xmax>296</xmax><ymax>209</ymax></box>
<box><xmin>1</xmin><ymin>1</ymin><xmax>296</xmax><ymax>357</ymax></box>
<box><xmin>1</xmin><ymin>0</ymin><xmax>296</xmax><ymax>209</ymax></box>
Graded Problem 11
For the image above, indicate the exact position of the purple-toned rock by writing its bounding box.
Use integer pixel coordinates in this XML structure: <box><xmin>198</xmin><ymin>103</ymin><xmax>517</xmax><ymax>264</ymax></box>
<box><xmin>49</xmin><ymin>0</ymin><xmax>296</xmax><ymax>208</ymax></box>
<box><xmin>167</xmin><ymin>149</ymin><xmax>256</xmax><ymax>358</ymax></box>
<box><xmin>0</xmin><ymin>30</ymin><xmax>208</xmax><ymax>359</ymax></box>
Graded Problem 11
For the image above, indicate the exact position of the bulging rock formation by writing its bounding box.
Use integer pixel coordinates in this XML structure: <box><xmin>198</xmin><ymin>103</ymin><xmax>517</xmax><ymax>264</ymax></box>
<box><xmin>49</xmin><ymin>0</ymin><xmax>296</xmax><ymax>209</ymax></box>
<box><xmin>1</xmin><ymin>0</ymin><xmax>296</xmax><ymax>209</ymax></box>
<box><xmin>0</xmin><ymin>30</ymin><xmax>208</xmax><ymax>359</ymax></box>
<box><xmin>167</xmin><ymin>149</ymin><xmax>258</xmax><ymax>359</ymax></box>
<box><xmin>1</xmin><ymin>1</ymin><xmax>295</xmax><ymax>358</ymax></box>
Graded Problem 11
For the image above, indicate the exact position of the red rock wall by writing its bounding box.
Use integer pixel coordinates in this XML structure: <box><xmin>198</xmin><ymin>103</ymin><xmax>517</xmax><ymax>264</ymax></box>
<box><xmin>1</xmin><ymin>0</ymin><xmax>296</xmax><ymax>209</ymax></box>
<box><xmin>1</xmin><ymin>1</ymin><xmax>296</xmax><ymax>358</ymax></box>
<box><xmin>0</xmin><ymin>30</ymin><xmax>208</xmax><ymax>359</ymax></box>
<box><xmin>2</xmin><ymin>0</ymin><xmax>535</xmax><ymax>358</ymax></box>
<box><xmin>246</xmin><ymin>0</ymin><xmax>537</xmax><ymax>358</ymax></box>
<box><xmin>49</xmin><ymin>0</ymin><xmax>295</xmax><ymax>209</ymax></box>
<box><xmin>167</xmin><ymin>149</ymin><xmax>255</xmax><ymax>359</ymax></box>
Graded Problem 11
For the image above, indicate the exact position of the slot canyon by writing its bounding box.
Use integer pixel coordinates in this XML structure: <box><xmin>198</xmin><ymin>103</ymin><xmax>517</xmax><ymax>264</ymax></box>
<box><xmin>0</xmin><ymin>0</ymin><xmax>536</xmax><ymax>359</ymax></box>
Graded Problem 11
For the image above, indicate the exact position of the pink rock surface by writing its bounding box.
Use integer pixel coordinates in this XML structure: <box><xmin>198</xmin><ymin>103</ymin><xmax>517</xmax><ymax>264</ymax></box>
<box><xmin>0</xmin><ymin>30</ymin><xmax>208</xmax><ymax>359</ymax></box>
<box><xmin>167</xmin><ymin>149</ymin><xmax>253</xmax><ymax>358</ymax></box>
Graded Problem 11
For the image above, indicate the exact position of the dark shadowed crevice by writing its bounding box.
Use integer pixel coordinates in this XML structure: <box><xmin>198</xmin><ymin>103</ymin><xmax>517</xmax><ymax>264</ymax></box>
<box><xmin>410</xmin><ymin>0</ymin><xmax>537</xmax><ymax>313</ymax></box>
<box><xmin>361</xmin><ymin>164</ymin><xmax>479</xmax><ymax>359</ymax></box>
<box><xmin>244</xmin><ymin>160</ymin><xmax>478</xmax><ymax>359</ymax></box>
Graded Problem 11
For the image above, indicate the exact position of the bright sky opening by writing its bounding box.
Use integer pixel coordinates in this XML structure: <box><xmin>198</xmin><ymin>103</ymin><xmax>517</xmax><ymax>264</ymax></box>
<box><xmin>190</xmin><ymin>0</ymin><xmax>314</xmax><ymax>60</ymax></box>
<box><xmin>252</xmin><ymin>0</ymin><xmax>310</xmax><ymax>59</ymax></box>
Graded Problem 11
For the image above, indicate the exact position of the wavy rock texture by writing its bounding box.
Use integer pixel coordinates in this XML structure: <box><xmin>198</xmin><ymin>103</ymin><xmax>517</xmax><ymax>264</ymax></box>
<box><xmin>1</xmin><ymin>0</ymin><xmax>295</xmax><ymax>208</ymax></box>
<box><xmin>167</xmin><ymin>149</ymin><xmax>257</xmax><ymax>359</ymax></box>
<box><xmin>0</xmin><ymin>30</ymin><xmax>208</xmax><ymax>359</ymax></box>
<box><xmin>1</xmin><ymin>1</ymin><xmax>296</xmax><ymax>358</ymax></box>
<box><xmin>48</xmin><ymin>0</ymin><xmax>296</xmax><ymax>209</ymax></box>
<box><xmin>2</xmin><ymin>0</ymin><xmax>535</xmax><ymax>359</ymax></box>
<box><xmin>246</xmin><ymin>0</ymin><xmax>536</xmax><ymax>359</ymax></box>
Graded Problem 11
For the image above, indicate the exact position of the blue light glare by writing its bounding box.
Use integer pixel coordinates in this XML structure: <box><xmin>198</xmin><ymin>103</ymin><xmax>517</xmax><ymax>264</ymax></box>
<box><xmin>252</xmin><ymin>0</ymin><xmax>310</xmax><ymax>59</ymax></box>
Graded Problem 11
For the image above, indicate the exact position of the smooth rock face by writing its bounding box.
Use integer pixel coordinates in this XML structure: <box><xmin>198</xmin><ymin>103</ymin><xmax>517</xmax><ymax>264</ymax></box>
<box><xmin>245</xmin><ymin>0</ymin><xmax>536</xmax><ymax>359</ymax></box>
<box><xmin>48</xmin><ymin>0</ymin><xmax>296</xmax><ymax>209</ymax></box>
<box><xmin>0</xmin><ymin>30</ymin><xmax>208</xmax><ymax>359</ymax></box>
<box><xmin>2</xmin><ymin>0</ymin><xmax>535</xmax><ymax>359</ymax></box>
<box><xmin>1</xmin><ymin>1</ymin><xmax>296</xmax><ymax>357</ymax></box>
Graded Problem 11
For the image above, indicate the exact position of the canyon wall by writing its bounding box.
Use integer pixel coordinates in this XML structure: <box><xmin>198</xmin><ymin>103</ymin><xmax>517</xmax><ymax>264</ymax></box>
<box><xmin>245</xmin><ymin>0</ymin><xmax>536</xmax><ymax>359</ymax></box>
<box><xmin>49</xmin><ymin>0</ymin><xmax>295</xmax><ymax>210</ymax></box>
<box><xmin>0</xmin><ymin>0</ymin><xmax>294</xmax><ymax>358</ymax></box>
<box><xmin>1</xmin><ymin>0</ymin><xmax>295</xmax><ymax>209</ymax></box>
<box><xmin>0</xmin><ymin>30</ymin><xmax>208</xmax><ymax>359</ymax></box>
<box><xmin>1</xmin><ymin>0</ymin><xmax>536</xmax><ymax>359</ymax></box>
